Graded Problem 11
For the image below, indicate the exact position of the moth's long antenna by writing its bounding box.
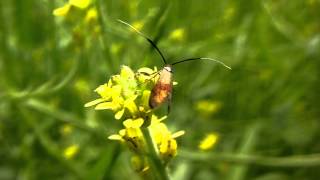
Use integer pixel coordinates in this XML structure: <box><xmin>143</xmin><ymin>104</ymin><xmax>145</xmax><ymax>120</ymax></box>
<box><xmin>117</xmin><ymin>19</ymin><xmax>167</xmax><ymax>64</ymax></box>
<box><xmin>171</xmin><ymin>57</ymin><xmax>231</xmax><ymax>70</ymax></box>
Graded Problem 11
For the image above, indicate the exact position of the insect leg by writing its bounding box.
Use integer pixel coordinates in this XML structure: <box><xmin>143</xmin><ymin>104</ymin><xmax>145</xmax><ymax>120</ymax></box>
<box><xmin>137</xmin><ymin>71</ymin><xmax>159</xmax><ymax>77</ymax></box>
<box><xmin>167</xmin><ymin>92</ymin><xmax>172</xmax><ymax>114</ymax></box>
<box><xmin>136</xmin><ymin>70</ymin><xmax>161</xmax><ymax>86</ymax></box>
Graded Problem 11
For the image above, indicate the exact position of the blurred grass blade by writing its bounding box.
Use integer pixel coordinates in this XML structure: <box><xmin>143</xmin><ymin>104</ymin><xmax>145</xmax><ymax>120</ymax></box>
<box><xmin>228</xmin><ymin>123</ymin><xmax>261</xmax><ymax>180</ymax></box>
<box><xmin>86</xmin><ymin>144</ymin><xmax>121</xmax><ymax>180</ymax></box>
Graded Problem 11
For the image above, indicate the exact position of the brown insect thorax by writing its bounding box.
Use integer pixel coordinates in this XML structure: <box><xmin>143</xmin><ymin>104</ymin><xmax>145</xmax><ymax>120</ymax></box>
<box><xmin>149</xmin><ymin>65</ymin><xmax>173</xmax><ymax>109</ymax></box>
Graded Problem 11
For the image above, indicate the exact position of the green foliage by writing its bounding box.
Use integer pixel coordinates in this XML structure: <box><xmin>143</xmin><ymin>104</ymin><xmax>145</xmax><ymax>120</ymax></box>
<box><xmin>1</xmin><ymin>0</ymin><xmax>320</xmax><ymax>179</ymax></box>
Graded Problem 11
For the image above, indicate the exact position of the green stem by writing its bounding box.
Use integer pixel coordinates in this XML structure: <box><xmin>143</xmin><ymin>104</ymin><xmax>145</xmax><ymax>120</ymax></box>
<box><xmin>24</xmin><ymin>99</ymin><xmax>106</xmax><ymax>139</ymax></box>
<box><xmin>179</xmin><ymin>150</ymin><xmax>320</xmax><ymax>167</ymax></box>
<box><xmin>141</xmin><ymin>127</ymin><xmax>170</xmax><ymax>180</ymax></box>
<box><xmin>3</xmin><ymin>56</ymin><xmax>80</xmax><ymax>101</ymax></box>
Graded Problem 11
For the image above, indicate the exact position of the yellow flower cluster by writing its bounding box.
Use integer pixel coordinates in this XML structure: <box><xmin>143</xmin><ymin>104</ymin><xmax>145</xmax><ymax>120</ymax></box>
<box><xmin>85</xmin><ymin>66</ymin><xmax>158</xmax><ymax>119</ymax></box>
<box><xmin>52</xmin><ymin>0</ymin><xmax>100</xmax><ymax>47</ymax></box>
<box><xmin>85</xmin><ymin>66</ymin><xmax>184</xmax><ymax>172</ymax></box>
<box><xmin>108</xmin><ymin>115</ymin><xmax>184</xmax><ymax>162</ymax></box>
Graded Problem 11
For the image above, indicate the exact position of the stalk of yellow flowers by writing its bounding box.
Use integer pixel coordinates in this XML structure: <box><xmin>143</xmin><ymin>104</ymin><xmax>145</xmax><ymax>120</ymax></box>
<box><xmin>85</xmin><ymin>66</ymin><xmax>184</xmax><ymax>180</ymax></box>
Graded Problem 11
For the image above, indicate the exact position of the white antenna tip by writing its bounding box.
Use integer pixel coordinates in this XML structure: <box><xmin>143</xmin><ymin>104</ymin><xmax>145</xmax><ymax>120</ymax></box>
<box><xmin>200</xmin><ymin>58</ymin><xmax>232</xmax><ymax>70</ymax></box>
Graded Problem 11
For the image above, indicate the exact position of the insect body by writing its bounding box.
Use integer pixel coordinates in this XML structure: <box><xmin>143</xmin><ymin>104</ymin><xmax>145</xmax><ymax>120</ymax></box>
<box><xmin>118</xmin><ymin>20</ymin><xmax>231</xmax><ymax>112</ymax></box>
<box><xmin>149</xmin><ymin>65</ymin><xmax>173</xmax><ymax>109</ymax></box>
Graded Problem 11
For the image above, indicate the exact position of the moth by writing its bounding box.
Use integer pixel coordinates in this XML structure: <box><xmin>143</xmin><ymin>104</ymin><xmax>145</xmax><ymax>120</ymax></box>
<box><xmin>118</xmin><ymin>20</ymin><xmax>231</xmax><ymax>113</ymax></box>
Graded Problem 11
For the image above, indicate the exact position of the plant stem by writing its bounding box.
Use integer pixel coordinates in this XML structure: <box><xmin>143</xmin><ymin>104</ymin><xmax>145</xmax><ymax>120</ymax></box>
<box><xmin>179</xmin><ymin>150</ymin><xmax>320</xmax><ymax>167</ymax></box>
<box><xmin>24</xmin><ymin>99</ymin><xmax>106</xmax><ymax>139</ymax></box>
<box><xmin>141</xmin><ymin>127</ymin><xmax>170</xmax><ymax>180</ymax></box>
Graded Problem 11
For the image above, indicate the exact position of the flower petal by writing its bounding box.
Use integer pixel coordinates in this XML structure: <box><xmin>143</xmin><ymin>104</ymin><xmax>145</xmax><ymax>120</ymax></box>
<box><xmin>120</xmin><ymin>65</ymin><xmax>135</xmax><ymax>79</ymax></box>
<box><xmin>108</xmin><ymin>134</ymin><xmax>123</xmax><ymax>141</ymax></box>
<box><xmin>84</xmin><ymin>98</ymin><xmax>105</xmax><ymax>107</ymax></box>
<box><xmin>198</xmin><ymin>133</ymin><xmax>219</xmax><ymax>151</ymax></box>
<box><xmin>69</xmin><ymin>0</ymin><xmax>91</xmax><ymax>9</ymax></box>
<box><xmin>95</xmin><ymin>84</ymin><xmax>112</xmax><ymax>99</ymax></box>
<box><xmin>53</xmin><ymin>4</ymin><xmax>71</xmax><ymax>17</ymax></box>
<box><xmin>159</xmin><ymin>139</ymin><xmax>168</xmax><ymax>154</ymax></box>
<box><xmin>63</xmin><ymin>144</ymin><xmax>79</xmax><ymax>159</ymax></box>
<box><xmin>119</xmin><ymin>129</ymin><xmax>126</xmax><ymax>136</ymax></box>
<box><xmin>115</xmin><ymin>109</ymin><xmax>125</xmax><ymax>120</ymax></box>
<box><xmin>85</xmin><ymin>7</ymin><xmax>98</xmax><ymax>23</ymax></box>
<box><xmin>123</xmin><ymin>119</ymin><xmax>133</xmax><ymax>128</ymax></box>
<box><xmin>124</xmin><ymin>98</ymin><xmax>138</xmax><ymax>116</ymax></box>
<box><xmin>95</xmin><ymin>102</ymin><xmax>113</xmax><ymax>110</ymax></box>
<box><xmin>172</xmin><ymin>130</ymin><xmax>185</xmax><ymax>138</ymax></box>
<box><xmin>131</xmin><ymin>118</ymin><xmax>144</xmax><ymax>128</ymax></box>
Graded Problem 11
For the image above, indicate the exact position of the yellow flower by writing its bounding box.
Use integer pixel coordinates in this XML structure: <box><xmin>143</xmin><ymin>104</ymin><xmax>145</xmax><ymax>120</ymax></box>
<box><xmin>108</xmin><ymin>114</ymin><xmax>184</xmax><ymax>162</ymax></box>
<box><xmin>132</xmin><ymin>21</ymin><xmax>144</xmax><ymax>32</ymax></box>
<box><xmin>63</xmin><ymin>144</ymin><xmax>79</xmax><ymax>159</ymax></box>
<box><xmin>69</xmin><ymin>0</ymin><xmax>91</xmax><ymax>9</ymax></box>
<box><xmin>85</xmin><ymin>66</ymin><xmax>159</xmax><ymax>120</ymax></box>
<box><xmin>53</xmin><ymin>0</ymin><xmax>91</xmax><ymax>17</ymax></box>
<box><xmin>195</xmin><ymin>100</ymin><xmax>221</xmax><ymax>116</ymax></box>
<box><xmin>198</xmin><ymin>133</ymin><xmax>219</xmax><ymax>151</ymax></box>
<box><xmin>108</xmin><ymin>118</ymin><xmax>145</xmax><ymax>153</ymax></box>
<box><xmin>53</xmin><ymin>3</ymin><xmax>71</xmax><ymax>17</ymax></box>
<box><xmin>85</xmin><ymin>7</ymin><xmax>98</xmax><ymax>23</ymax></box>
<box><xmin>169</xmin><ymin>28</ymin><xmax>185</xmax><ymax>41</ymax></box>
<box><xmin>60</xmin><ymin>124</ymin><xmax>73</xmax><ymax>136</ymax></box>
<box><xmin>86</xmin><ymin>65</ymin><xmax>184</xmax><ymax>174</ymax></box>
<box><xmin>149</xmin><ymin>116</ymin><xmax>185</xmax><ymax>161</ymax></box>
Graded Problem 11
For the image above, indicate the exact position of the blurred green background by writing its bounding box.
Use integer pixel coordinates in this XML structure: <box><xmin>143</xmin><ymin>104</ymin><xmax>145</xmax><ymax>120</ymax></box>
<box><xmin>1</xmin><ymin>0</ymin><xmax>320</xmax><ymax>179</ymax></box>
